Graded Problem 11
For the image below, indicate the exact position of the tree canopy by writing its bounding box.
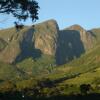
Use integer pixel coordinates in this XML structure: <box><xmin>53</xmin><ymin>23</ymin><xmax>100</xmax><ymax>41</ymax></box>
<box><xmin>0</xmin><ymin>0</ymin><xmax>39</xmax><ymax>22</ymax></box>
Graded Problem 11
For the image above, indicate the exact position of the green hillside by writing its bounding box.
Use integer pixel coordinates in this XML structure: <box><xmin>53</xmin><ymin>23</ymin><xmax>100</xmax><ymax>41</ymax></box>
<box><xmin>17</xmin><ymin>55</ymin><xmax>55</xmax><ymax>75</ymax></box>
<box><xmin>40</xmin><ymin>42</ymin><xmax>99</xmax><ymax>78</ymax></box>
<box><xmin>0</xmin><ymin>62</ymin><xmax>27</xmax><ymax>81</ymax></box>
<box><xmin>58</xmin><ymin>45</ymin><xmax>100</xmax><ymax>84</ymax></box>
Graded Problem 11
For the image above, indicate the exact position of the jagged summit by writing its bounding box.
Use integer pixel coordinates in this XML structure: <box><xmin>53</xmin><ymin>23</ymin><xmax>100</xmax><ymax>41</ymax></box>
<box><xmin>66</xmin><ymin>24</ymin><xmax>85</xmax><ymax>31</ymax></box>
<box><xmin>0</xmin><ymin>19</ymin><xmax>98</xmax><ymax>64</ymax></box>
<box><xmin>35</xmin><ymin>19</ymin><xmax>59</xmax><ymax>30</ymax></box>
<box><xmin>63</xmin><ymin>24</ymin><xmax>95</xmax><ymax>51</ymax></box>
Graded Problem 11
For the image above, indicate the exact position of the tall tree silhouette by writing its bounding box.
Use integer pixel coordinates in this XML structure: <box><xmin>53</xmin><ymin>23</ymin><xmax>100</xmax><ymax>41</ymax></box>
<box><xmin>0</xmin><ymin>0</ymin><xmax>39</xmax><ymax>22</ymax></box>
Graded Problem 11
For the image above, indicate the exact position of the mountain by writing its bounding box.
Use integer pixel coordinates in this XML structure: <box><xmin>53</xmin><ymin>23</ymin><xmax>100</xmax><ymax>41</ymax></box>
<box><xmin>34</xmin><ymin>19</ymin><xmax>59</xmax><ymax>56</ymax></box>
<box><xmin>0</xmin><ymin>19</ymin><xmax>97</xmax><ymax>65</ymax></box>
<box><xmin>56</xmin><ymin>24</ymin><xmax>96</xmax><ymax>64</ymax></box>
<box><xmin>67</xmin><ymin>24</ymin><xmax>95</xmax><ymax>50</ymax></box>
<box><xmin>0</xmin><ymin>19</ymin><xmax>100</xmax><ymax>98</ymax></box>
<box><xmin>0</xmin><ymin>27</ymin><xmax>29</xmax><ymax>63</ymax></box>
<box><xmin>0</xmin><ymin>20</ymin><xmax>58</xmax><ymax>64</ymax></box>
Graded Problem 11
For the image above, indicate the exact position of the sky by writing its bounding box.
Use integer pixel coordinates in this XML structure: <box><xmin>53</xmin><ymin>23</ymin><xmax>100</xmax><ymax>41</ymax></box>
<box><xmin>0</xmin><ymin>0</ymin><xmax>100</xmax><ymax>30</ymax></box>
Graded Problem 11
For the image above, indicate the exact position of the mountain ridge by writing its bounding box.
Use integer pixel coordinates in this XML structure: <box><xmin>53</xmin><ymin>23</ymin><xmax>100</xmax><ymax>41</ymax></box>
<box><xmin>0</xmin><ymin>19</ymin><xmax>100</xmax><ymax>98</ymax></box>
<box><xmin>0</xmin><ymin>19</ymin><xmax>98</xmax><ymax>64</ymax></box>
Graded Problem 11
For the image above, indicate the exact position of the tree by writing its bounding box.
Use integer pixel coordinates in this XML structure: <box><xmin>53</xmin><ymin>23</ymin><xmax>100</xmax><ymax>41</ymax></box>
<box><xmin>80</xmin><ymin>84</ymin><xmax>91</xmax><ymax>95</ymax></box>
<box><xmin>0</xmin><ymin>0</ymin><xmax>39</xmax><ymax>22</ymax></box>
<box><xmin>0</xmin><ymin>81</ymin><xmax>16</xmax><ymax>92</ymax></box>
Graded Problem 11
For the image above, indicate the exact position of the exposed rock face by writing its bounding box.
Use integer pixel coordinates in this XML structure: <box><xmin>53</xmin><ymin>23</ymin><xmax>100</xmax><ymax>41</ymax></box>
<box><xmin>0</xmin><ymin>20</ymin><xmax>59</xmax><ymax>63</ymax></box>
<box><xmin>0</xmin><ymin>38</ymin><xmax>7</xmax><ymax>51</ymax></box>
<box><xmin>55</xmin><ymin>24</ymin><xmax>96</xmax><ymax>65</ymax></box>
<box><xmin>34</xmin><ymin>19</ymin><xmax>59</xmax><ymax>55</ymax></box>
<box><xmin>0</xmin><ymin>20</ymin><xmax>96</xmax><ymax>64</ymax></box>
<box><xmin>56</xmin><ymin>29</ymin><xmax>85</xmax><ymax>65</ymax></box>
<box><xmin>0</xmin><ymin>27</ymin><xmax>30</xmax><ymax>63</ymax></box>
<box><xmin>0</xmin><ymin>41</ymin><xmax>21</xmax><ymax>63</ymax></box>
<box><xmin>67</xmin><ymin>24</ymin><xmax>95</xmax><ymax>50</ymax></box>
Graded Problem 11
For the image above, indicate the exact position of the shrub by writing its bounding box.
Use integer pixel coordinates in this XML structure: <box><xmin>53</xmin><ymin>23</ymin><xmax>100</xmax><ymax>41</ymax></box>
<box><xmin>80</xmin><ymin>84</ymin><xmax>92</xmax><ymax>95</ymax></box>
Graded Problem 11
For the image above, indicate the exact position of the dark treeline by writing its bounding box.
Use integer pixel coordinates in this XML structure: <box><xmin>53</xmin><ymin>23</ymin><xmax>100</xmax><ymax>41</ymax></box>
<box><xmin>0</xmin><ymin>92</ymin><xmax>100</xmax><ymax>100</ymax></box>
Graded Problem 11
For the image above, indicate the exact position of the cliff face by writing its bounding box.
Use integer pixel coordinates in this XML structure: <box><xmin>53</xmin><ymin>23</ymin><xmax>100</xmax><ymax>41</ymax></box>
<box><xmin>0</xmin><ymin>20</ymin><xmax>96</xmax><ymax>64</ymax></box>
<box><xmin>0</xmin><ymin>27</ymin><xmax>30</xmax><ymax>63</ymax></box>
<box><xmin>0</xmin><ymin>20</ymin><xmax>59</xmax><ymax>63</ymax></box>
<box><xmin>34</xmin><ymin>19</ymin><xmax>59</xmax><ymax>56</ymax></box>
<box><xmin>55</xmin><ymin>24</ymin><xmax>96</xmax><ymax>65</ymax></box>
<box><xmin>67</xmin><ymin>24</ymin><xmax>95</xmax><ymax>50</ymax></box>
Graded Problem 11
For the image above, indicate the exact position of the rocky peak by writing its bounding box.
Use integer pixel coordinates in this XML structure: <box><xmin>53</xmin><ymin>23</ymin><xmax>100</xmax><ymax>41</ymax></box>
<box><xmin>66</xmin><ymin>24</ymin><xmax>94</xmax><ymax>50</ymax></box>
<box><xmin>34</xmin><ymin>19</ymin><xmax>59</xmax><ymax>55</ymax></box>
<box><xmin>66</xmin><ymin>24</ymin><xmax>85</xmax><ymax>32</ymax></box>
<box><xmin>0</xmin><ymin>20</ymin><xmax>96</xmax><ymax>64</ymax></box>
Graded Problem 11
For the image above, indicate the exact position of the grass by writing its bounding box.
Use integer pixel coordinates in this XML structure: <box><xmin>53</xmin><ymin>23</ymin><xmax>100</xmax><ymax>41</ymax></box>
<box><xmin>17</xmin><ymin>55</ymin><xmax>56</xmax><ymax>75</ymax></box>
<box><xmin>62</xmin><ymin>67</ymin><xmax>100</xmax><ymax>85</ymax></box>
<box><xmin>0</xmin><ymin>62</ymin><xmax>27</xmax><ymax>81</ymax></box>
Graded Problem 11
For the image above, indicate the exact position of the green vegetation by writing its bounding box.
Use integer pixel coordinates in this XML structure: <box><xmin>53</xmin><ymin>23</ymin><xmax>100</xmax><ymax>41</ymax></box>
<box><xmin>0</xmin><ymin>43</ymin><xmax>100</xmax><ymax>97</ymax></box>
<box><xmin>17</xmin><ymin>55</ymin><xmax>56</xmax><ymax>75</ymax></box>
<box><xmin>0</xmin><ymin>62</ymin><xmax>27</xmax><ymax>81</ymax></box>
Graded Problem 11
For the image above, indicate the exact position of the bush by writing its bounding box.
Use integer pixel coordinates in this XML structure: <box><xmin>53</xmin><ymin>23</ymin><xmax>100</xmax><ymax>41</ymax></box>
<box><xmin>80</xmin><ymin>84</ymin><xmax>92</xmax><ymax>95</ymax></box>
<box><xmin>0</xmin><ymin>81</ymin><xmax>16</xmax><ymax>92</ymax></box>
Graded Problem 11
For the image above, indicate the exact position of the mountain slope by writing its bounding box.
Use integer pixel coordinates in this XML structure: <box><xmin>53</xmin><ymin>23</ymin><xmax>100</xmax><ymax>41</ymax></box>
<box><xmin>0</xmin><ymin>62</ymin><xmax>27</xmax><ymax>81</ymax></box>
<box><xmin>0</xmin><ymin>20</ymin><xmax>100</xmax><ymax>97</ymax></box>
<box><xmin>0</xmin><ymin>19</ymin><xmax>99</xmax><ymax>78</ymax></box>
<box><xmin>46</xmin><ymin>44</ymin><xmax>100</xmax><ymax>85</ymax></box>
<box><xmin>56</xmin><ymin>24</ymin><xmax>96</xmax><ymax>65</ymax></box>
<box><xmin>0</xmin><ymin>20</ymin><xmax>59</xmax><ymax>64</ymax></box>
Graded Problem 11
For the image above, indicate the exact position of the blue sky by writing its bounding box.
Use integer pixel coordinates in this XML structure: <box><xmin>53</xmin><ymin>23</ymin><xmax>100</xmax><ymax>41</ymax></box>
<box><xmin>0</xmin><ymin>0</ymin><xmax>100</xmax><ymax>30</ymax></box>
